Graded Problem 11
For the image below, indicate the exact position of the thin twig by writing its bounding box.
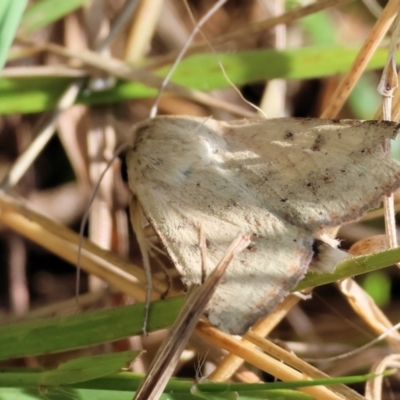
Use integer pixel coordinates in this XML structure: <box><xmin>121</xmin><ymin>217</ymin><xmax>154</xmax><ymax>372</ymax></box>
<box><xmin>376</xmin><ymin>12</ymin><xmax>400</xmax><ymax>264</ymax></box>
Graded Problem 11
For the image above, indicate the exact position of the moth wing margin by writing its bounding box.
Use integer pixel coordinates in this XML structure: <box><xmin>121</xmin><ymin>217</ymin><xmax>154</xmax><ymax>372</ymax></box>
<box><xmin>216</xmin><ymin>118</ymin><xmax>400</xmax><ymax>228</ymax></box>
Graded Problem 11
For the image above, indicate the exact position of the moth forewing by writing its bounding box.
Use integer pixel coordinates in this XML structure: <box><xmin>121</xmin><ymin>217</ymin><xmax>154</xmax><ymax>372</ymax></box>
<box><xmin>127</xmin><ymin>116</ymin><xmax>400</xmax><ymax>334</ymax></box>
<box><xmin>219</xmin><ymin>118</ymin><xmax>400</xmax><ymax>227</ymax></box>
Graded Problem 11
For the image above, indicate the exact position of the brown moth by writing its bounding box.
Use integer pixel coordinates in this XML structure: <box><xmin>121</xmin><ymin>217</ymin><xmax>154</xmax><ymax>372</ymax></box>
<box><xmin>126</xmin><ymin>115</ymin><xmax>400</xmax><ymax>334</ymax></box>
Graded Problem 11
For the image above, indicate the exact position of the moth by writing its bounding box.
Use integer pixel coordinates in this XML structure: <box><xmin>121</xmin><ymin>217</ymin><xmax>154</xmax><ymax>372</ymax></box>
<box><xmin>126</xmin><ymin>116</ymin><xmax>400</xmax><ymax>334</ymax></box>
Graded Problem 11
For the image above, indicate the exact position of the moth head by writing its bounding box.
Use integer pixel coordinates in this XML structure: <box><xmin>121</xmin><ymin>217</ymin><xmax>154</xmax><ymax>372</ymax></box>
<box><xmin>127</xmin><ymin>116</ymin><xmax>227</xmax><ymax>187</ymax></box>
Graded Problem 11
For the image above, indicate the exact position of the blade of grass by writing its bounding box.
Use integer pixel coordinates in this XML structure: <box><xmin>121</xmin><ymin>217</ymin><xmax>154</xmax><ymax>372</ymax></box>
<box><xmin>0</xmin><ymin>247</ymin><xmax>399</xmax><ymax>361</ymax></box>
<box><xmin>296</xmin><ymin>246</ymin><xmax>400</xmax><ymax>291</ymax></box>
<box><xmin>0</xmin><ymin>0</ymin><xmax>27</xmax><ymax>70</ymax></box>
<box><xmin>1</xmin><ymin>45</ymin><xmax>399</xmax><ymax>115</ymax></box>
<box><xmin>0</xmin><ymin>387</ymin><xmax>316</xmax><ymax>400</ymax></box>
<box><xmin>0</xmin><ymin>351</ymin><xmax>140</xmax><ymax>386</ymax></box>
<box><xmin>18</xmin><ymin>0</ymin><xmax>91</xmax><ymax>36</ymax></box>
<box><xmin>0</xmin><ymin>297</ymin><xmax>183</xmax><ymax>361</ymax></box>
<box><xmin>0</xmin><ymin>370</ymin><xmax>391</xmax><ymax>396</ymax></box>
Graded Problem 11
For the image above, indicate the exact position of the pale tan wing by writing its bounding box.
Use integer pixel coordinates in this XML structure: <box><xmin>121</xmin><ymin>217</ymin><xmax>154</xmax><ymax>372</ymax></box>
<box><xmin>127</xmin><ymin>116</ymin><xmax>313</xmax><ymax>333</ymax></box>
<box><xmin>218</xmin><ymin>118</ymin><xmax>400</xmax><ymax>229</ymax></box>
<box><xmin>134</xmin><ymin>180</ymin><xmax>313</xmax><ymax>334</ymax></box>
<box><xmin>127</xmin><ymin>116</ymin><xmax>400</xmax><ymax>333</ymax></box>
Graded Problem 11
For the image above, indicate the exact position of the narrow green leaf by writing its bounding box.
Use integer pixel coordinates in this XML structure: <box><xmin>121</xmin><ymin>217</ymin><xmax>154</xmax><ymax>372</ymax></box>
<box><xmin>296</xmin><ymin>247</ymin><xmax>400</xmax><ymax>291</ymax></box>
<box><xmin>0</xmin><ymin>387</ymin><xmax>316</xmax><ymax>400</ymax></box>
<box><xmin>0</xmin><ymin>46</ymin><xmax>398</xmax><ymax>115</ymax></box>
<box><xmin>159</xmin><ymin>46</ymin><xmax>397</xmax><ymax>89</ymax></box>
<box><xmin>19</xmin><ymin>0</ymin><xmax>91</xmax><ymax>36</ymax></box>
<box><xmin>0</xmin><ymin>0</ymin><xmax>27</xmax><ymax>70</ymax></box>
<box><xmin>1</xmin><ymin>370</ymin><xmax>389</xmax><ymax>399</ymax></box>
<box><xmin>0</xmin><ymin>351</ymin><xmax>140</xmax><ymax>386</ymax></box>
<box><xmin>0</xmin><ymin>296</ymin><xmax>183</xmax><ymax>361</ymax></box>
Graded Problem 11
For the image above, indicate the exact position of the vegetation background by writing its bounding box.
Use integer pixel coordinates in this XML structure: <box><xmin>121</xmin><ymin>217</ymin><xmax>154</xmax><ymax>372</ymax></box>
<box><xmin>0</xmin><ymin>0</ymin><xmax>400</xmax><ymax>399</ymax></box>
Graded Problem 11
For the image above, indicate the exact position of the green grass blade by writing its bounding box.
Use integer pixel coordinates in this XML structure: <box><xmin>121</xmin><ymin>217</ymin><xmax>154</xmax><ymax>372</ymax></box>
<box><xmin>19</xmin><ymin>0</ymin><xmax>91</xmax><ymax>36</ymax></box>
<box><xmin>0</xmin><ymin>370</ymin><xmax>391</xmax><ymax>399</ymax></box>
<box><xmin>0</xmin><ymin>351</ymin><xmax>140</xmax><ymax>386</ymax></box>
<box><xmin>0</xmin><ymin>296</ymin><xmax>183</xmax><ymax>361</ymax></box>
<box><xmin>160</xmin><ymin>46</ymin><xmax>396</xmax><ymax>89</ymax></box>
<box><xmin>0</xmin><ymin>46</ymin><xmax>398</xmax><ymax>115</ymax></box>
<box><xmin>0</xmin><ymin>387</ymin><xmax>314</xmax><ymax>400</ymax></box>
<box><xmin>296</xmin><ymin>246</ymin><xmax>400</xmax><ymax>291</ymax></box>
<box><xmin>0</xmin><ymin>0</ymin><xmax>27</xmax><ymax>70</ymax></box>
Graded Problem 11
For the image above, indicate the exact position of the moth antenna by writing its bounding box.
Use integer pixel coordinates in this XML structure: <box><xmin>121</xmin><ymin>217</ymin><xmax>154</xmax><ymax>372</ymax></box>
<box><xmin>183</xmin><ymin>0</ymin><xmax>268</xmax><ymax>119</ymax></box>
<box><xmin>149</xmin><ymin>0</ymin><xmax>228</xmax><ymax>119</ymax></box>
<box><xmin>218</xmin><ymin>57</ymin><xmax>268</xmax><ymax>118</ymax></box>
<box><xmin>144</xmin><ymin>233</ymin><xmax>167</xmax><ymax>256</ymax></box>
<box><xmin>140</xmin><ymin>224</ymin><xmax>173</xmax><ymax>297</ymax></box>
<box><xmin>140</xmin><ymin>229</ymin><xmax>172</xmax><ymax>295</ymax></box>
<box><xmin>76</xmin><ymin>143</ymin><xmax>129</xmax><ymax>301</ymax></box>
<box><xmin>151</xmin><ymin>255</ymin><xmax>172</xmax><ymax>299</ymax></box>
<box><xmin>129</xmin><ymin>196</ymin><xmax>152</xmax><ymax>335</ymax></box>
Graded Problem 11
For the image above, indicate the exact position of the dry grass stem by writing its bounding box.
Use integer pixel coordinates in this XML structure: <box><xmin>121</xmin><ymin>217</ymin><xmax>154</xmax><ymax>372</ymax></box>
<box><xmin>124</xmin><ymin>0</ymin><xmax>165</xmax><ymax>62</ymax></box>
<box><xmin>365</xmin><ymin>354</ymin><xmax>400</xmax><ymax>400</ymax></box>
<box><xmin>133</xmin><ymin>232</ymin><xmax>251</xmax><ymax>400</ymax></box>
<box><xmin>209</xmin><ymin>294</ymin><xmax>300</xmax><ymax>381</ymax></box>
<box><xmin>1</xmin><ymin>80</ymin><xmax>84</xmax><ymax>188</ymax></box>
<box><xmin>19</xmin><ymin>39</ymin><xmax>254</xmax><ymax>118</ymax></box>
<box><xmin>196</xmin><ymin>321</ymin><xmax>345</xmax><ymax>400</ymax></box>
<box><xmin>321</xmin><ymin>0</ymin><xmax>400</xmax><ymax>118</ymax></box>
<box><xmin>246</xmin><ymin>330</ymin><xmax>366</xmax><ymax>400</ymax></box>
<box><xmin>1</xmin><ymin>66</ymin><xmax>87</xmax><ymax>77</ymax></box>
<box><xmin>0</xmin><ymin>191</ymin><xmax>169</xmax><ymax>300</ymax></box>
<box><xmin>377</xmin><ymin>12</ymin><xmax>400</xmax><ymax>268</ymax></box>
<box><xmin>338</xmin><ymin>278</ymin><xmax>400</xmax><ymax>351</ymax></box>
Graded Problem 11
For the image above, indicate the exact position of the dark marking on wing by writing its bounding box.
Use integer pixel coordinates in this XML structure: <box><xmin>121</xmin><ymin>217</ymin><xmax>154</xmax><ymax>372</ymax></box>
<box><xmin>311</xmin><ymin>134</ymin><xmax>325</xmax><ymax>152</ymax></box>
<box><xmin>284</xmin><ymin>131</ymin><xmax>294</xmax><ymax>140</ymax></box>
